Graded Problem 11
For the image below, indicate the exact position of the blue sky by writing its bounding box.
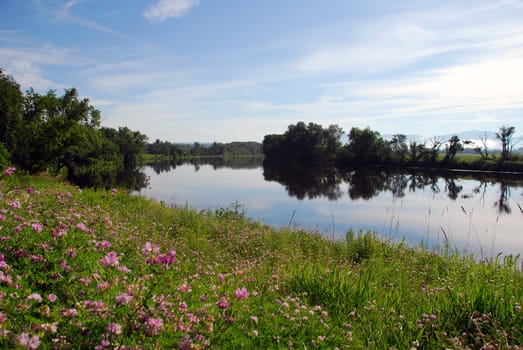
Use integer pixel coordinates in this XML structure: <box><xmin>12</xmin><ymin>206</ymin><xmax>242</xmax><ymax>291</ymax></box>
<box><xmin>1</xmin><ymin>0</ymin><xmax>523</xmax><ymax>143</ymax></box>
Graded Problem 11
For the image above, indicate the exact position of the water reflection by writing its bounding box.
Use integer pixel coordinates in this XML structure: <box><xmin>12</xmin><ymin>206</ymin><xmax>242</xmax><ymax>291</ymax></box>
<box><xmin>263</xmin><ymin>161</ymin><xmax>523</xmax><ymax>215</ymax></box>
<box><xmin>138</xmin><ymin>158</ymin><xmax>523</xmax><ymax>258</ymax></box>
<box><xmin>146</xmin><ymin>157</ymin><xmax>263</xmax><ymax>174</ymax></box>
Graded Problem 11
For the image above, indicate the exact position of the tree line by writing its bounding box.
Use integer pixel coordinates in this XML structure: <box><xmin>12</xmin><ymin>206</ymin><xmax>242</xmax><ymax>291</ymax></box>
<box><xmin>0</xmin><ymin>68</ymin><xmax>147</xmax><ymax>188</ymax></box>
<box><xmin>146</xmin><ymin>140</ymin><xmax>262</xmax><ymax>159</ymax></box>
<box><xmin>263</xmin><ymin>122</ymin><xmax>520</xmax><ymax>171</ymax></box>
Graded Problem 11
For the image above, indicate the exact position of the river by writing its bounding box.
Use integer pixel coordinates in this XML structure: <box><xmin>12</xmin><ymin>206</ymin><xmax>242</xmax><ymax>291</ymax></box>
<box><xmin>137</xmin><ymin>159</ymin><xmax>523</xmax><ymax>260</ymax></box>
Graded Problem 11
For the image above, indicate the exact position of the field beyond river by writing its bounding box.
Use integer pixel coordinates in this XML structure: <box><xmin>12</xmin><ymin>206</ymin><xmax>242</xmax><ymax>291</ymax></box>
<box><xmin>1</xmin><ymin>173</ymin><xmax>522</xmax><ymax>349</ymax></box>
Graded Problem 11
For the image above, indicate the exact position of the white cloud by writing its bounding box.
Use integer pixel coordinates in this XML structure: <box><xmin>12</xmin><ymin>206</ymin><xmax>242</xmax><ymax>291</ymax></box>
<box><xmin>144</xmin><ymin>0</ymin><xmax>200</xmax><ymax>23</ymax></box>
<box><xmin>0</xmin><ymin>46</ymin><xmax>82</xmax><ymax>90</ymax></box>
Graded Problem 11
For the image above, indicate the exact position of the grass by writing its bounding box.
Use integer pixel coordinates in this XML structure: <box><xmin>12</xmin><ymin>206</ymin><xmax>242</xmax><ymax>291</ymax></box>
<box><xmin>0</xmin><ymin>171</ymin><xmax>522</xmax><ymax>349</ymax></box>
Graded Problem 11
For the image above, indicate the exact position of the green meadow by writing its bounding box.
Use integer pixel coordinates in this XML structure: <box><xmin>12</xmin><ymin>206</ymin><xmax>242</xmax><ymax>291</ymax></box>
<box><xmin>0</xmin><ymin>172</ymin><xmax>522</xmax><ymax>349</ymax></box>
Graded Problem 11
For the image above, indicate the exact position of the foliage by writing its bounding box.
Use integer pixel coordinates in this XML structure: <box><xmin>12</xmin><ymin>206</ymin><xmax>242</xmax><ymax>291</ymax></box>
<box><xmin>1</xmin><ymin>173</ymin><xmax>522</xmax><ymax>349</ymax></box>
<box><xmin>497</xmin><ymin>125</ymin><xmax>516</xmax><ymax>162</ymax></box>
<box><xmin>0</xmin><ymin>69</ymin><xmax>147</xmax><ymax>188</ymax></box>
<box><xmin>0</xmin><ymin>143</ymin><xmax>10</xmax><ymax>170</ymax></box>
<box><xmin>263</xmin><ymin>122</ymin><xmax>343</xmax><ymax>164</ymax></box>
<box><xmin>344</xmin><ymin>127</ymin><xmax>391</xmax><ymax>165</ymax></box>
<box><xmin>445</xmin><ymin>135</ymin><xmax>464</xmax><ymax>161</ymax></box>
<box><xmin>146</xmin><ymin>140</ymin><xmax>263</xmax><ymax>160</ymax></box>
<box><xmin>262</xmin><ymin>122</ymin><xmax>522</xmax><ymax>173</ymax></box>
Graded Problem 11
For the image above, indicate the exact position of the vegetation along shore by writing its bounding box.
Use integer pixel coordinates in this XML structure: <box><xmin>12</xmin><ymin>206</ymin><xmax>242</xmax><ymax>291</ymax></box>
<box><xmin>0</xmin><ymin>171</ymin><xmax>522</xmax><ymax>349</ymax></box>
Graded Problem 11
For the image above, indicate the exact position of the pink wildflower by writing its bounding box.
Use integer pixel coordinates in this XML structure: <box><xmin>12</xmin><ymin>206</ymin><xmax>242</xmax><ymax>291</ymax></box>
<box><xmin>115</xmin><ymin>292</ymin><xmax>133</xmax><ymax>305</ymax></box>
<box><xmin>76</xmin><ymin>222</ymin><xmax>93</xmax><ymax>233</ymax></box>
<box><xmin>216</xmin><ymin>296</ymin><xmax>230</xmax><ymax>310</ymax></box>
<box><xmin>4</xmin><ymin>167</ymin><xmax>15</xmax><ymax>176</ymax></box>
<box><xmin>9</xmin><ymin>200</ymin><xmax>21</xmax><ymax>209</ymax></box>
<box><xmin>17</xmin><ymin>332</ymin><xmax>40</xmax><ymax>349</ymax></box>
<box><xmin>145</xmin><ymin>317</ymin><xmax>163</xmax><ymax>336</ymax></box>
<box><xmin>26</xmin><ymin>293</ymin><xmax>43</xmax><ymax>303</ymax></box>
<box><xmin>142</xmin><ymin>242</ymin><xmax>160</xmax><ymax>254</ymax></box>
<box><xmin>234</xmin><ymin>287</ymin><xmax>249</xmax><ymax>301</ymax></box>
<box><xmin>178</xmin><ymin>334</ymin><xmax>193</xmax><ymax>350</ymax></box>
<box><xmin>47</xmin><ymin>294</ymin><xmax>57</xmax><ymax>303</ymax></box>
<box><xmin>31</xmin><ymin>223</ymin><xmax>43</xmax><ymax>233</ymax></box>
<box><xmin>62</xmin><ymin>308</ymin><xmax>78</xmax><ymax>317</ymax></box>
<box><xmin>178</xmin><ymin>281</ymin><xmax>192</xmax><ymax>293</ymax></box>
<box><xmin>100</xmin><ymin>251</ymin><xmax>119</xmax><ymax>267</ymax></box>
<box><xmin>106</xmin><ymin>322</ymin><xmax>122</xmax><ymax>335</ymax></box>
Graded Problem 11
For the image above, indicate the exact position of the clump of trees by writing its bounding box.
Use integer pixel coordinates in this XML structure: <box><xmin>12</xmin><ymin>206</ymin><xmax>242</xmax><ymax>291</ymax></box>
<box><xmin>0</xmin><ymin>68</ymin><xmax>147</xmax><ymax>188</ymax></box>
<box><xmin>263</xmin><ymin>121</ymin><xmax>519</xmax><ymax>171</ymax></box>
<box><xmin>263</xmin><ymin>122</ymin><xmax>343</xmax><ymax>163</ymax></box>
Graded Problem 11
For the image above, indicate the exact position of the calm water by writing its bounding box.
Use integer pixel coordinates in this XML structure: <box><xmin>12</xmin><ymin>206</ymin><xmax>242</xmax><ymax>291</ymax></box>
<box><xmin>137</xmin><ymin>159</ymin><xmax>523</xmax><ymax>259</ymax></box>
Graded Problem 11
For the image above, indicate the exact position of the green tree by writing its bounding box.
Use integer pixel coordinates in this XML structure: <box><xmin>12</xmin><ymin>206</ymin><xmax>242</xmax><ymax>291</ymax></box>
<box><xmin>390</xmin><ymin>134</ymin><xmax>408</xmax><ymax>163</ymax></box>
<box><xmin>445</xmin><ymin>135</ymin><xmax>463</xmax><ymax>161</ymax></box>
<box><xmin>428</xmin><ymin>136</ymin><xmax>444</xmax><ymax>162</ymax></box>
<box><xmin>262</xmin><ymin>122</ymin><xmax>343</xmax><ymax>163</ymax></box>
<box><xmin>496</xmin><ymin>126</ymin><xmax>516</xmax><ymax>162</ymax></box>
<box><xmin>345</xmin><ymin>127</ymin><xmax>390</xmax><ymax>165</ymax></box>
<box><xmin>0</xmin><ymin>69</ymin><xmax>24</xmax><ymax>150</ymax></box>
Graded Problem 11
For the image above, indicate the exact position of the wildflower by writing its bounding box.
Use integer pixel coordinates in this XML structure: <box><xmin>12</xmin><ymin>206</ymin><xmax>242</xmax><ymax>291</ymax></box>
<box><xmin>9</xmin><ymin>200</ymin><xmax>21</xmax><ymax>209</ymax></box>
<box><xmin>117</xmin><ymin>265</ymin><xmax>131</xmax><ymax>273</ymax></box>
<box><xmin>47</xmin><ymin>294</ymin><xmax>57</xmax><ymax>303</ymax></box>
<box><xmin>26</xmin><ymin>293</ymin><xmax>43</xmax><ymax>303</ymax></box>
<box><xmin>106</xmin><ymin>322</ymin><xmax>122</xmax><ymax>336</ymax></box>
<box><xmin>178</xmin><ymin>334</ymin><xmax>192</xmax><ymax>350</ymax></box>
<box><xmin>250</xmin><ymin>316</ymin><xmax>258</xmax><ymax>324</ymax></box>
<box><xmin>4</xmin><ymin>167</ymin><xmax>15</xmax><ymax>176</ymax></box>
<box><xmin>218</xmin><ymin>273</ymin><xmax>226</xmax><ymax>284</ymax></box>
<box><xmin>31</xmin><ymin>223</ymin><xmax>43</xmax><ymax>233</ymax></box>
<box><xmin>178</xmin><ymin>301</ymin><xmax>188</xmax><ymax>313</ymax></box>
<box><xmin>0</xmin><ymin>254</ymin><xmax>7</xmax><ymax>269</ymax></box>
<box><xmin>62</xmin><ymin>308</ymin><xmax>79</xmax><ymax>317</ymax></box>
<box><xmin>100</xmin><ymin>251</ymin><xmax>119</xmax><ymax>267</ymax></box>
<box><xmin>142</xmin><ymin>242</ymin><xmax>160</xmax><ymax>254</ymax></box>
<box><xmin>17</xmin><ymin>332</ymin><xmax>40</xmax><ymax>349</ymax></box>
<box><xmin>115</xmin><ymin>292</ymin><xmax>133</xmax><ymax>305</ymax></box>
<box><xmin>178</xmin><ymin>281</ymin><xmax>192</xmax><ymax>292</ymax></box>
<box><xmin>216</xmin><ymin>296</ymin><xmax>230</xmax><ymax>310</ymax></box>
<box><xmin>234</xmin><ymin>287</ymin><xmax>249</xmax><ymax>301</ymax></box>
<box><xmin>95</xmin><ymin>240</ymin><xmax>111</xmax><ymax>250</ymax></box>
<box><xmin>76</xmin><ymin>222</ymin><xmax>93</xmax><ymax>233</ymax></box>
<box><xmin>26</xmin><ymin>186</ymin><xmax>33</xmax><ymax>194</ymax></box>
<box><xmin>94</xmin><ymin>340</ymin><xmax>110</xmax><ymax>350</ymax></box>
<box><xmin>145</xmin><ymin>317</ymin><xmax>163</xmax><ymax>336</ymax></box>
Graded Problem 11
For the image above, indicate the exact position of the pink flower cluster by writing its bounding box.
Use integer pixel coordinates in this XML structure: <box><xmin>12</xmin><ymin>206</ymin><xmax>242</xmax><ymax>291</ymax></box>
<box><xmin>4</xmin><ymin>167</ymin><xmax>15</xmax><ymax>176</ymax></box>
<box><xmin>142</xmin><ymin>242</ymin><xmax>176</xmax><ymax>267</ymax></box>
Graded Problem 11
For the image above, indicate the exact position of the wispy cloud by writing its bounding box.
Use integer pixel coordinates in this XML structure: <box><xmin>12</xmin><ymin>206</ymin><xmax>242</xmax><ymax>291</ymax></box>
<box><xmin>143</xmin><ymin>0</ymin><xmax>200</xmax><ymax>23</ymax></box>
<box><xmin>49</xmin><ymin>0</ymin><xmax>130</xmax><ymax>39</ymax></box>
<box><xmin>0</xmin><ymin>45</ymin><xmax>83</xmax><ymax>89</ymax></box>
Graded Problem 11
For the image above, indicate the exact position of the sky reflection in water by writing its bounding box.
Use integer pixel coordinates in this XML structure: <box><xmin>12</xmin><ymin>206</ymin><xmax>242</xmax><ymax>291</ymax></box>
<box><xmin>138</xmin><ymin>163</ymin><xmax>523</xmax><ymax>259</ymax></box>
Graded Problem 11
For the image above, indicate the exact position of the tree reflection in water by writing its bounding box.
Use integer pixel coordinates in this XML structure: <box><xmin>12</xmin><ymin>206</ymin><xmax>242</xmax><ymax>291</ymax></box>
<box><xmin>263</xmin><ymin>161</ymin><xmax>523</xmax><ymax>215</ymax></box>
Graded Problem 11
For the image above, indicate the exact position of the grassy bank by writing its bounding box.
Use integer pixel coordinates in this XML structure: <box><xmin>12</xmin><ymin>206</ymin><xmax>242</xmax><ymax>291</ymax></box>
<box><xmin>0</xmin><ymin>172</ymin><xmax>522</xmax><ymax>349</ymax></box>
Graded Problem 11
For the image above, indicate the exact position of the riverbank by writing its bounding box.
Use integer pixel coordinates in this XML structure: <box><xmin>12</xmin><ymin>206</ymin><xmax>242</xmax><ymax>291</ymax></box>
<box><xmin>1</xmin><ymin>173</ymin><xmax>522</xmax><ymax>348</ymax></box>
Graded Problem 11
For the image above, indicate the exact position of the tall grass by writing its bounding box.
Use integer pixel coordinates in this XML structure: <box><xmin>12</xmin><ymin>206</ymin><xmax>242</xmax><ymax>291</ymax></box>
<box><xmin>0</xmin><ymin>172</ymin><xmax>522</xmax><ymax>348</ymax></box>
